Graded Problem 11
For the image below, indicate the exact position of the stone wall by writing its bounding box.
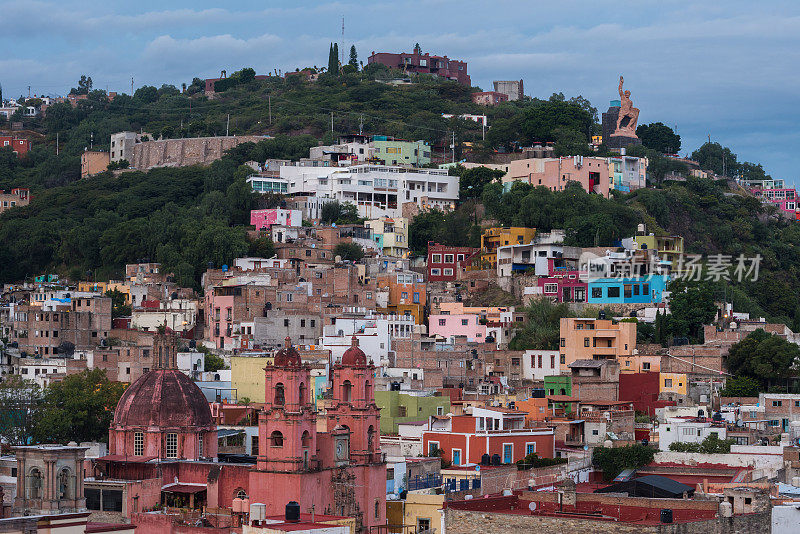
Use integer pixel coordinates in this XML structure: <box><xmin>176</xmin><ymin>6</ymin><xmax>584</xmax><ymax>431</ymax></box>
<box><xmin>130</xmin><ymin>135</ymin><xmax>264</xmax><ymax>170</ymax></box>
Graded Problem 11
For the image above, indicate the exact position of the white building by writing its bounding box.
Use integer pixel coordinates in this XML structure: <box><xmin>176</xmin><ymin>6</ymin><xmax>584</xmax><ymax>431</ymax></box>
<box><xmin>16</xmin><ymin>357</ymin><xmax>67</xmax><ymax>387</ymax></box>
<box><xmin>496</xmin><ymin>242</ymin><xmax>581</xmax><ymax>278</ymax></box>
<box><xmin>273</xmin><ymin>164</ymin><xmax>459</xmax><ymax>219</ymax></box>
<box><xmin>177</xmin><ymin>350</ymin><xmax>205</xmax><ymax>379</ymax></box>
<box><xmin>131</xmin><ymin>299</ymin><xmax>198</xmax><ymax>332</ymax></box>
<box><xmin>109</xmin><ymin>131</ymin><xmax>150</xmax><ymax>163</ymax></box>
<box><xmin>522</xmin><ymin>349</ymin><xmax>560</xmax><ymax>381</ymax></box>
<box><xmin>322</xmin><ymin>310</ymin><xmax>415</xmax><ymax>365</ymax></box>
<box><xmin>656</xmin><ymin>417</ymin><xmax>728</xmax><ymax>451</ymax></box>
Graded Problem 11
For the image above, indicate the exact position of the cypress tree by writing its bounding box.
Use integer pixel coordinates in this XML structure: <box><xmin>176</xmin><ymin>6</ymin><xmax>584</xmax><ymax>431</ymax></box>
<box><xmin>332</xmin><ymin>43</ymin><xmax>339</xmax><ymax>74</ymax></box>
<box><xmin>349</xmin><ymin>45</ymin><xmax>358</xmax><ymax>69</ymax></box>
<box><xmin>327</xmin><ymin>43</ymin><xmax>336</xmax><ymax>75</ymax></box>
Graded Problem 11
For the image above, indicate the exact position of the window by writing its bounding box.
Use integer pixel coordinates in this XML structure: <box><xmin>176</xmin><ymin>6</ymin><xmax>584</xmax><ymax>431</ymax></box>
<box><xmin>682</xmin><ymin>427</ymin><xmax>696</xmax><ymax>436</ymax></box>
<box><xmin>526</xmin><ymin>443</ymin><xmax>536</xmax><ymax>455</ymax></box>
<box><xmin>431</xmin><ymin>268</ymin><xmax>441</xmax><ymax>276</ymax></box>
<box><xmin>772</xmin><ymin>400</ymin><xmax>783</xmax><ymax>407</ymax></box>
<box><xmin>401</xmin><ymin>292</ymin><xmax>408</xmax><ymax>299</ymax></box>
<box><xmin>584</xmin><ymin>337</ymin><xmax>590</xmax><ymax>347</ymax></box>
<box><xmin>608</xmin><ymin>287</ymin><xmax>620</xmax><ymax>298</ymax></box>
<box><xmin>443</xmin><ymin>268</ymin><xmax>453</xmax><ymax>276</ymax></box>
<box><xmin>418</xmin><ymin>518</ymin><xmax>431</xmax><ymax>531</ymax></box>
<box><xmin>560</xmin><ymin>354</ymin><xmax>565</xmax><ymax>364</ymax></box>
<box><xmin>270</xmin><ymin>431</ymin><xmax>284</xmax><ymax>447</ymax></box>
<box><xmin>624</xmin><ymin>284</ymin><xmax>632</xmax><ymax>298</ymax></box>
<box><xmin>275</xmin><ymin>383</ymin><xmax>285</xmax><ymax>405</ymax></box>
<box><xmin>591</xmin><ymin>287</ymin><xmax>602</xmax><ymax>298</ymax></box>
<box><xmin>642</xmin><ymin>283</ymin><xmax>649</xmax><ymax>295</ymax></box>
<box><xmin>592</xmin><ymin>429</ymin><xmax>599</xmax><ymax>436</ymax></box>
<box><xmin>375</xmin><ymin>499</ymin><xmax>380</xmax><ymax>520</ymax></box>
<box><xmin>166</xmin><ymin>433</ymin><xmax>178</xmax><ymax>458</ymax></box>
<box><xmin>398</xmin><ymin>406</ymin><xmax>408</xmax><ymax>417</ymax></box>
<box><xmin>544</xmin><ymin>283</ymin><xmax>558</xmax><ymax>294</ymax></box>
<box><xmin>461</xmin><ymin>319</ymin><xmax>468</xmax><ymax>326</ymax></box>
<box><xmin>444</xmin><ymin>254</ymin><xmax>454</xmax><ymax>263</ymax></box>
<box><xmin>664</xmin><ymin>379</ymin><xmax>673</xmax><ymax>387</ymax></box>
<box><xmin>283</xmin><ymin>319</ymin><xmax>289</xmax><ymax>327</ymax></box>
<box><xmin>642</xmin><ymin>362</ymin><xmax>651</xmax><ymax>371</ymax></box>
<box><xmin>438</xmin><ymin>319</ymin><xmax>446</xmax><ymax>326</ymax></box>
<box><xmin>134</xmin><ymin>431</ymin><xmax>144</xmax><ymax>456</ymax></box>
<box><xmin>437</xmin><ymin>406</ymin><xmax>444</xmax><ymax>415</ymax></box>
<box><xmin>199</xmin><ymin>432</ymin><xmax>204</xmax><ymax>458</ymax></box>
<box><xmin>560</xmin><ymin>338</ymin><xmax>566</xmax><ymax>347</ymax></box>
<box><xmin>413</xmin><ymin>292</ymin><xmax>420</xmax><ymax>303</ymax></box>
<box><xmin>431</xmin><ymin>254</ymin><xmax>442</xmax><ymax>263</ymax></box>
<box><xmin>300</xmin><ymin>319</ymin><xmax>306</xmax><ymax>327</ymax></box>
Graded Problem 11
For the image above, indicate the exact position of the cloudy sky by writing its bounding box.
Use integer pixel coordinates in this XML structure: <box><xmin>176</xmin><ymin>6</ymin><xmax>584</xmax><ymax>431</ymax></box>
<box><xmin>3</xmin><ymin>0</ymin><xmax>798</xmax><ymax>180</ymax></box>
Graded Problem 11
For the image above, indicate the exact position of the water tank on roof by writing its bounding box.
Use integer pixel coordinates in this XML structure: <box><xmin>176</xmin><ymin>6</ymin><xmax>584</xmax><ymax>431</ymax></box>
<box><xmin>491</xmin><ymin>454</ymin><xmax>502</xmax><ymax>466</ymax></box>
<box><xmin>285</xmin><ymin>501</ymin><xmax>300</xmax><ymax>523</ymax></box>
<box><xmin>481</xmin><ymin>454</ymin><xmax>491</xmax><ymax>466</ymax></box>
<box><xmin>719</xmin><ymin>502</ymin><xmax>732</xmax><ymax>518</ymax></box>
<box><xmin>250</xmin><ymin>503</ymin><xmax>266</xmax><ymax>521</ymax></box>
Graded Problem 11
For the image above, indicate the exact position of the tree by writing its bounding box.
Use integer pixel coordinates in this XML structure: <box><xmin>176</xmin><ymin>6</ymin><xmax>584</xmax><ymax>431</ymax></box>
<box><xmin>726</xmin><ymin>329</ymin><xmax>800</xmax><ymax>390</ymax></box>
<box><xmin>134</xmin><ymin>85</ymin><xmax>159</xmax><ymax>103</ymax></box>
<box><xmin>105</xmin><ymin>289</ymin><xmax>131</xmax><ymax>319</ymax></box>
<box><xmin>552</xmin><ymin>127</ymin><xmax>591</xmax><ymax>157</ymax></box>
<box><xmin>593</xmin><ymin>445</ymin><xmax>655</xmax><ymax>481</ymax></box>
<box><xmin>0</xmin><ymin>376</ymin><xmax>42</xmax><ymax>445</ymax></box>
<box><xmin>509</xmin><ymin>299</ymin><xmax>574</xmax><ymax>350</ymax></box>
<box><xmin>320</xmin><ymin>201</ymin><xmax>360</xmax><ymax>225</ymax></box>
<box><xmin>32</xmin><ymin>369</ymin><xmax>126</xmax><ymax>444</ymax></box>
<box><xmin>666</xmin><ymin>280</ymin><xmax>717</xmax><ymax>342</ymax></box>
<box><xmin>450</xmin><ymin>164</ymin><xmax>505</xmax><ymax>198</ymax></box>
<box><xmin>691</xmin><ymin>142</ymin><xmax>738</xmax><ymax>176</ymax></box>
<box><xmin>349</xmin><ymin>45</ymin><xmax>359</xmax><ymax>69</ymax></box>
<box><xmin>248</xmin><ymin>235</ymin><xmax>275</xmax><ymax>258</ymax></box>
<box><xmin>70</xmin><ymin>75</ymin><xmax>93</xmax><ymax>95</ymax></box>
<box><xmin>414</xmin><ymin>43</ymin><xmax>422</xmax><ymax>55</ymax></box>
<box><xmin>204</xmin><ymin>352</ymin><xmax>226</xmax><ymax>372</ymax></box>
<box><xmin>719</xmin><ymin>376</ymin><xmax>761</xmax><ymax>397</ymax></box>
<box><xmin>334</xmin><ymin>242</ymin><xmax>365</xmax><ymax>262</ymax></box>
<box><xmin>635</xmin><ymin>122</ymin><xmax>681</xmax><ymax>154</ymax></box>
<box><xmin>520</xmin><ymin>99</ymin><xmax>593</xmax><ymax>143</ymax></box>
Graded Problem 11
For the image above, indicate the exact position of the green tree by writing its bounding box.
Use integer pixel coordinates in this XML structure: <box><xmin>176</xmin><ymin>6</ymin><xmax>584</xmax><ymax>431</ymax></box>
<box><xmin>592</xmin><ymin>445</ymin><xmax>655</xmax><ymax>481</ymax></box>
<box><xmin>104</xmin><ymin>289</ymin><xmax>131</xmax><ymax>319</ymax></box>
<box><xmin>450</xmin><ymin>164</ymin><xmax>505</xmax><ymax>198</ymax></box>
<box><xmin>552</xmin><ymin>127</ymin><xmax>591</xmax><ymax>157</ymax></box>
<box><xmin>666</xmin><ymin>280</ymin><xmax>717</xmax><ymax>342</ymax></box>
<box><xmin>204</xmin><ymin>352</ymin><xmax>226</xmax><ymax>373</ymax></box>
<box><xmin>248</xmin><ymin>235</ymin><xmax>275</xmax><ymax>258</ymax></box>
<box><xmin>726</xmin><ymin>329</ymin><xmax>800</xmax><ymax>390</ymax></box>
<box><xmin>520</xmin><ymin>98</ymin><xmax>593</xmax><ymax>143</ymax></box>
<box><xmin>719</xmin><ymin>376</ymin><xmax>761</xmax><ymax>397</ymax></box>
<box><xmin>134</xmin><ymin>85</ymin><xmax>159</xmax><ymax>103</ymax></box>
<box><xmin>32</xmin><ymin>369</ymin><xmax>126</xmax><ymax>444</ymax></box>
<box><xmin>0</xmin><ymin>376</ymin><xmax>42</xmax><ymax>445</ymax></box>
<box><xmin>320</xmin><ymin>201</ymin><xmax>361</xmax><ymax>225</ymax></box>
<box><xmin>691</xmin><ymin>142</ymin><xmax>738</xmax><ymax>176</ymax></box>
<box><xmin>334</xmin><ymin>242</ymin><xmax>365</xmax><ymax>262</ymax></box>
<box><xmin>636</xmin><ymin>122</ymin><xmax>681</xmax><ymax>154</ymax></box>
<box><xmin>509</xmin><ymin>299</ymin><xmax>574</xmax><ymax>350</ymax></box>
<box><xmin>70</xmin><ymin>75</ymin><xmax>93</xmax><ymax>95</ymax></box>
<box><xmin>349</xmin><ymin>45</ymin><xmax>359</xmax><ymax>69</ymax></box>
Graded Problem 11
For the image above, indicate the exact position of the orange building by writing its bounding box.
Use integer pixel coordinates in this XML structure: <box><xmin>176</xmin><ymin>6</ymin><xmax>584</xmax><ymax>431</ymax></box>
<box><xmin>559</xmin><ymin>317</ymin><xmax>636</xmax><ymax>370</ymax></box>
<box><xmin>81</xmin><ymin>150</ymin><xmax>110</xmax><ymax>178</ymax></box>
<box><xmin>376</xmin><ymin>270</ymin><xmax>426</xmax><ymax>323</ymax></box>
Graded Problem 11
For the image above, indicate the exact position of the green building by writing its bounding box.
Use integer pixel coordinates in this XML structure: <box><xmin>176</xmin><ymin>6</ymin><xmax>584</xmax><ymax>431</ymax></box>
<box><xmin>374</xmin><ymin>390</ymin><xmax>451</xmax><ymax>434</ymax></box>
<box><xmin>371</xmin><ymin>136</ymin><xmax>431</xmax><ymax>167</ymax></box>
<box><xmin>543</xmin><ymin>375</ymin><xmax>573</xmax><ymax>413</ymax></box>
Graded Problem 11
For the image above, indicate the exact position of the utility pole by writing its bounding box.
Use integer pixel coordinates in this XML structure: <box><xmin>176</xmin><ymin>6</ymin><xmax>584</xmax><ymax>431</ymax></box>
<box><xmin>359</xmin><ymin>115</ymin><xmax>363</xmax><ymax>135</ymax></box>
<box><xmin>268</xmin><ymin>95</ymin><xmax>272</xmax><ymax>125</ymax></box>
<box><xmin>90</xmin><ymin>132</ymin><xmax>93</xmax><ymax>149</ymax></box>
<box><xmin>27</xmin><ymin>86</ymin><xmax>31</xmax><ymax>98</ymax></box>
<box><xmin>226</xmin><ymin>114</ymin><xmax>230</xmax><ymax>136</ymax></box>
<box><xmin>341</xmin><ymin>17</ymin><xmax>345</xmax><ymax>65</ymax></box>
<box><xmin>131</xmin><ymin>77</ymin><xmax>134</xmax><ymax>96</ymax></box>
<box><xmin>56</xmin><ymin>132</ymin><xmax>59</xmax><ymax>155</ymax></box>
<box><xmin>451</xmin><ymin>131</ymin><xmax>455</xmax><ymax>163</ymax></box>
<box><xmin>331</xmin><ymin>112</ymin><xmax>334</xmax><ymax>133</ymax></box>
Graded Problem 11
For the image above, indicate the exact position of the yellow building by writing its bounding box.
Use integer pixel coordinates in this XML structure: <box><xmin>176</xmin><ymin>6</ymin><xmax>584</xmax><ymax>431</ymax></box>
<box><xmin>402</xmin><ymin>492</ymin><xmax>444</xmax><ymax>534</ymax></box>
<box><xmin>618</xmin><ymin>353</ymin><xmax>662</xmax><ymax>374</ymax></box>
<box><xmin>78</xmin><ymin>281</ymin><xmax>108</xmax><ymax>294</ymax></box>
<box><xmin>660</xmin><ymin>372</ymin><xmax>687</xmax><ymax>396</ymax></box>
<box><xmin>626</xmin><ymin>231</ymin><xmax>684</xmax><ymax>272</ymax></box>
<box><xmin>365</xmin><ymin>217</ymin><xmax>410</xmax><ymax>258</ymax></box>
<box><xmin>231</xmin><ymin>355</ymin><xmax>273</xmax><ymax>403</ymax></box>
<box><xmin>106</xmin><ymin>281</ymin><xmax>132</xmax><ymax>303</ymax></box>
<box><xmin>480</xmin><ymin>227</ymin><xmax>536</xmax><ymax>269</ymax></box>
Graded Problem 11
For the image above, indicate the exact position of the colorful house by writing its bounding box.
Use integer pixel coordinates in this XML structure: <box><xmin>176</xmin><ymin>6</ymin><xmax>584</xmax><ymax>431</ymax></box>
<box><xmin>537</xmin><ymin>268</ymin><xmax>587</xmax><ymax>303</ymax></box>
<box><xmin>375</xmin><ymin>270</ymin><xmax>426</xmax><ymax>324</ymax></box>
<box><xmin>587</xmin><ymin>274</ymin><xmax>668</xmax><ymax>304</ymax></box>
<box><xmin>426</xmin><ymin>242</ymin><xmax>479</xmax><ymax>282</ymax></box>
<box><xmin>366</xmin><ymin>217</ymin><xmax>409</xmax><ymax>258</ymax></box>
<box><xmin>428</xmin><ymin>314</ymin><xmax>487</xmax><ymax>343</ymax></box>
<box><xmin>608</xmin><ymin>155</ymin><xmax>647</xmax><ymax>192</ymax></box>
<box><xmin>371</xmin><ymin>136</ymin><xmax>431</xmax><ymax>166</ymax></box>
<box><xmin>374</xmin><ymin>391</ymin><xmax>451</xmax><ymax>434</ymax></box>
<box><xmin>480</xmin><ymin>227</ymin><xmax>537</xmax><ymax>269</ymax></box>
<box><xmin>250</xmin><ymin>208</ymin><xmax>302</xmax><ymax>230</ymax></box>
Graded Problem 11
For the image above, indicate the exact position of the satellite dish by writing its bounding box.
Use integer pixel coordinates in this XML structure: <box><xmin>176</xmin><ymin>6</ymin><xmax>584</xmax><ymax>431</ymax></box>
<box><xmin>528</xmin><ymin>502</ymin><xmax>537</xmax><ymax>511</ymax></box>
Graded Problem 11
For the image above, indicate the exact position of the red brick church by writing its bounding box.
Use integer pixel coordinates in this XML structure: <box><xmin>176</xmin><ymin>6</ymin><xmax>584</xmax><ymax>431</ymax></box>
<box><xmin>96</xmin><ymin>332</ymin><xmax>386</xmax><ymax>532</ymax></box>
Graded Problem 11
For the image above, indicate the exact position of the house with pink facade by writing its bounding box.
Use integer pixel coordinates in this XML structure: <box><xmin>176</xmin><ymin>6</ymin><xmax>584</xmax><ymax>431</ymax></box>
<box><xmin>250</xmin><ymin>208</ymin><xmax>302</xmax><ymax>230</ymax></box>
<box><xmin>750</xmin><ymin>187</ymin><xmax>800</xmax><ymax>218</ymax></box>
<box><xmin>536</xmin><ymin>268</ymin><xmax>587</xmax><ymax>303</ymax></box>
<box><xmin>428</xmin><ymin>314</ymin><xmax>487</xmax><ymax>343</ymax></box>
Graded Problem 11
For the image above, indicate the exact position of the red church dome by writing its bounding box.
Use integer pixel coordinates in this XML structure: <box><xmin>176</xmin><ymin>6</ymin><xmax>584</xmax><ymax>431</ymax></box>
<box><xmin>113</xmin><ymin>369</ymin><xmax>213</xmax><ymax>429</ymax></box>
<box><xmin>341</xmin><ymin>336</ymin><xmax>367</xmax><ymax>366</ymax></box>
<box><xmin>274</xmin><ymin>337</ymin><xmax>301</xmax><ymax>366</ymax></box>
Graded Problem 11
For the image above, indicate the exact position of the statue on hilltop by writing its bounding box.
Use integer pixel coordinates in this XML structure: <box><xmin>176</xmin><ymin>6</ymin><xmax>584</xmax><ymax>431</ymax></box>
<box><xmin>613</xmin><ymin>76</ymin><xmax>640</xmax><ymax>137</ymax></box>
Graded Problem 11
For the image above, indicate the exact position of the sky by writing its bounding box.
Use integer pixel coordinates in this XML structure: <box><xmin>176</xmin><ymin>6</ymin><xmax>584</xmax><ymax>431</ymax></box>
<box><xmin>2</xmin><ymin>0</ymin><xmax>799</xmax><ymax>181</ymax></box>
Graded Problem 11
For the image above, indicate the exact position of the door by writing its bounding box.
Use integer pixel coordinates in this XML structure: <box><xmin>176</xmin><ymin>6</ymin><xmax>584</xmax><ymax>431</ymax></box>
<box><xmin>452</xmin><ymin>449</ymin><xmax>461</xmax><ymax>466</ymax></box>
<box><xmin>503</xmin><ymin>444</ymin><xmax>513</xmax><ymax>464</ymax></box>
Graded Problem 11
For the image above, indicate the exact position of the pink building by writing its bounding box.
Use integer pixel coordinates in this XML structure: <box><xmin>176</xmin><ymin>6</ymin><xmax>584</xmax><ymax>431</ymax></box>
<box><xmin>367</xmin><ymin>50</ymin><xmax>470</xmax><ymax>86</ymax></box>
<box><xmin>205</xmin><ymin>293</ymin><xmax>234</xmax><ymax>349</ymax></box>
<box><xmin>429</xmin><ymin>314</ymin><xmax>487</xmax><ymax>343</ymax></box>
<box><xmin>467</xmin><ymin>156</ymin><xmax>610</xmax><ymax>197</ymax></box>
<box><xmin>251</xmin><ymin>208</ymin><xmax>302</xmax><ymax>230</ymax></box>
<box><xmin>536</xmin><ymin>262</ymin><xmax>587</xmax><ymax>303</ymax></box>
<box><xmin>750</xmin><ymin>188</ymin><xmax>800</xmax><ymax>218</ymax></box>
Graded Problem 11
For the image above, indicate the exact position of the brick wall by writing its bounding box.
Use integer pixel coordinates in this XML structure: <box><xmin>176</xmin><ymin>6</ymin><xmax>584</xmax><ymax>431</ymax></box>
<box><xmin>130</xmin><ymin>136</ymin><xmax>263</xmax><ymax>170</ymax></box>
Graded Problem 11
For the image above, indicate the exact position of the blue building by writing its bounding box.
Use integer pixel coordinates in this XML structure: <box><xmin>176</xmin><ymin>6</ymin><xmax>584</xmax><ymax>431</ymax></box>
<box><xmin>587</xmin><ymin>274</ymin><xmax>668</xmax><ymax>304</ymax></box>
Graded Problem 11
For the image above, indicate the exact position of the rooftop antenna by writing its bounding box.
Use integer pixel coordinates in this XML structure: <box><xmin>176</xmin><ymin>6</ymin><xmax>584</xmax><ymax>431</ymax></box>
<box><xmin>341</xmin><ymin>16</ymin><xmax>345</xmax><ymax>65</ymax></box>
<box><xmin>131</xmin><ymin>77</ymin><xmax>134</xmax><ymax>96</ymax></box>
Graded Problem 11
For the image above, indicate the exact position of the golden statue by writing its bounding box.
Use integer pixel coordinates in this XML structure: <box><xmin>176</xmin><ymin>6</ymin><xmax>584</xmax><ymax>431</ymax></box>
<box><xmin>613</xmin><ymin>76</ymin><xmax>639</xmax><ymax>137</ymax></box>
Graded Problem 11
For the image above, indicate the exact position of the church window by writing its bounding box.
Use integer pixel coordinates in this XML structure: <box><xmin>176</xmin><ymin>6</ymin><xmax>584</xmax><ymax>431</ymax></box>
<box><xmin>368</xmin><ymin>425</ymin><xmax>375</xmax><ymax>451</ymax></box>
<box><xmin>134</xmin><ymin>431</ymin><xmax>144</xmax><ymax>456</ymax></box>
<box><xmin>275</xmin><ymin>383</ymin><xmax>285</xmax><ymax>405</ymax></box>
<box><xmin>58</xmin><ymin>468</ymin><xmax>71</xmax><ymax>499</ymax></box>
<box><xmin>198</xmin><ymin>432</ymin><xmax>204</xmax><ymax>458</ymax></box>
<box><xmin>302</xmin><ymin>430</ymin><xmax>311</xmax><ymax>448</ymax></box>
<box><xmin>270</xmin><ymin>431</ymin><xmax>284</xmax><ymax>447</ymax></box>
<box><xmin>28</xmin><ymin>468</ymin><xmax>43</xmax><ymax>499</ymax></box>
<box><xmin>235</xmin><ymin>489</ymin><xmax>248</xmax><ymax>500</ymax></box>
<box><xmin>166</xmin><ymin>433</ymin><xmax>178</xmax><ymax>458</ymax></box>
<box><xmin>299</xmin><ymin>382</ymin><xmax>307</xmax><ymax>405</ymax></box>
<box><xmin>365</xmin><ymin>381</ymin><xmax>372</xmax><ymax>401</ymax></box>
<box><xmin>342</xmin><ymin>380</ymin><xmax>352</xmax><ymax>402</ymax></box>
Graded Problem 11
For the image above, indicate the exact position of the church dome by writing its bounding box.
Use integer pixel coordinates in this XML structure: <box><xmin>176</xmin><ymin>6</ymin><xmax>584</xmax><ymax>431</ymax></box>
<box><xmin>274</xmin><ymin>337</ymin><xmax>301</xmax><ymax>367</ymax></box>
<box><xmin>341</xmin><ymin>336</ymin><xmax>367</xmax><ymax>367</ymax></box>
<box><xmin>112</xmin><ymin>369</ymin><xmax>213</xmax><ymax>429</ymax></box>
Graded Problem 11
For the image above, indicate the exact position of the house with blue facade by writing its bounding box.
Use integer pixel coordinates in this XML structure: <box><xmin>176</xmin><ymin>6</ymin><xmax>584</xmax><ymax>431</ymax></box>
<box><xmin>587</xmin><ymin>274</ymin><xmax>669</xmax><ymax>304</ymax></box>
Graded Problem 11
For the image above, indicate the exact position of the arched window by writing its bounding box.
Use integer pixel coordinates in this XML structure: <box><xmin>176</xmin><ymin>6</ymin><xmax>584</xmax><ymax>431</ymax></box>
<box><xmin>367</xmin><ymin>425</ymin><xmax>375</xmax><ymax>451</ymax></box>
<box><xmin>28</xmin><ymin>468</ymin><xmax>43</xmax><ymax>499</ymax></box>
<box><xmin>299</xmin><ymin>382</ymin><xmax>307</xmax><ymax>405</ymax></box>
<box><xmin>58</xmin><ymin>468</ymin><xmax>71</xmax><ymax>500</ymax></box>
<box><xmin>342</xmin><ymin>380</ymin><xmax>352</xmax><ymax>402</ymax></box>
<box><xmin>302</xmin><ymin>430</ymin><xmax>311</xmax><ymax>448</ymax></box>
<box><xmin>270</xmin><ymin>431</ymin><xmax>284</xmax><ymax>447</ymax></box>
<box><xmin>158</xmin><ymin>346</ymin><xmax>163</xmax><ymax>367</ymax></box>
<box><xmin>365</xmin><ymin>381</ymin><xmax>373</xmax><ymax>402</ymax></box>
<box><xmin>234</xmin><ymin>488</ymin><xmax>248</xmax><ymax>500</ymax></box>
<box><xmin>274</xmin><ymin>383</ymin><xmax>285</xmax><ymax>405</ymax></box>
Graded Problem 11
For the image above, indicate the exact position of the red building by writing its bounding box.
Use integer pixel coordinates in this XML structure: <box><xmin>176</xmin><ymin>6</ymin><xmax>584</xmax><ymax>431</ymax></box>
<box><xmin>99</xmin><ymin>334</ymin><xmax>385</xmax><ymax>533</ymax></box>
<box><xmin>0</xmin><ymin>136</ymin><xmax>30</xmax><ymax>156</ymax></box>
<box><xmin>426</xmin><ymin>242</ymin><xmax>479</xmax><ymax>282</ymax></box>
<box><xmin>618</xmin><ymin>372</ymin><xmax>675</xmax><ymax>416</ymax></box>
<box><xmin>471</xmin><ymin>91</ymin><xmax>509</xmax><ymax>106</ymax></box>
<box><xmin>367</xmin><ymin>51</ymin><xmax>471</xmax><ymax>86</ymax></box>
<box><xmin>423</xmin><ymin>407</ymin><xmax>555</xmax><ymax>466</ymax></box>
